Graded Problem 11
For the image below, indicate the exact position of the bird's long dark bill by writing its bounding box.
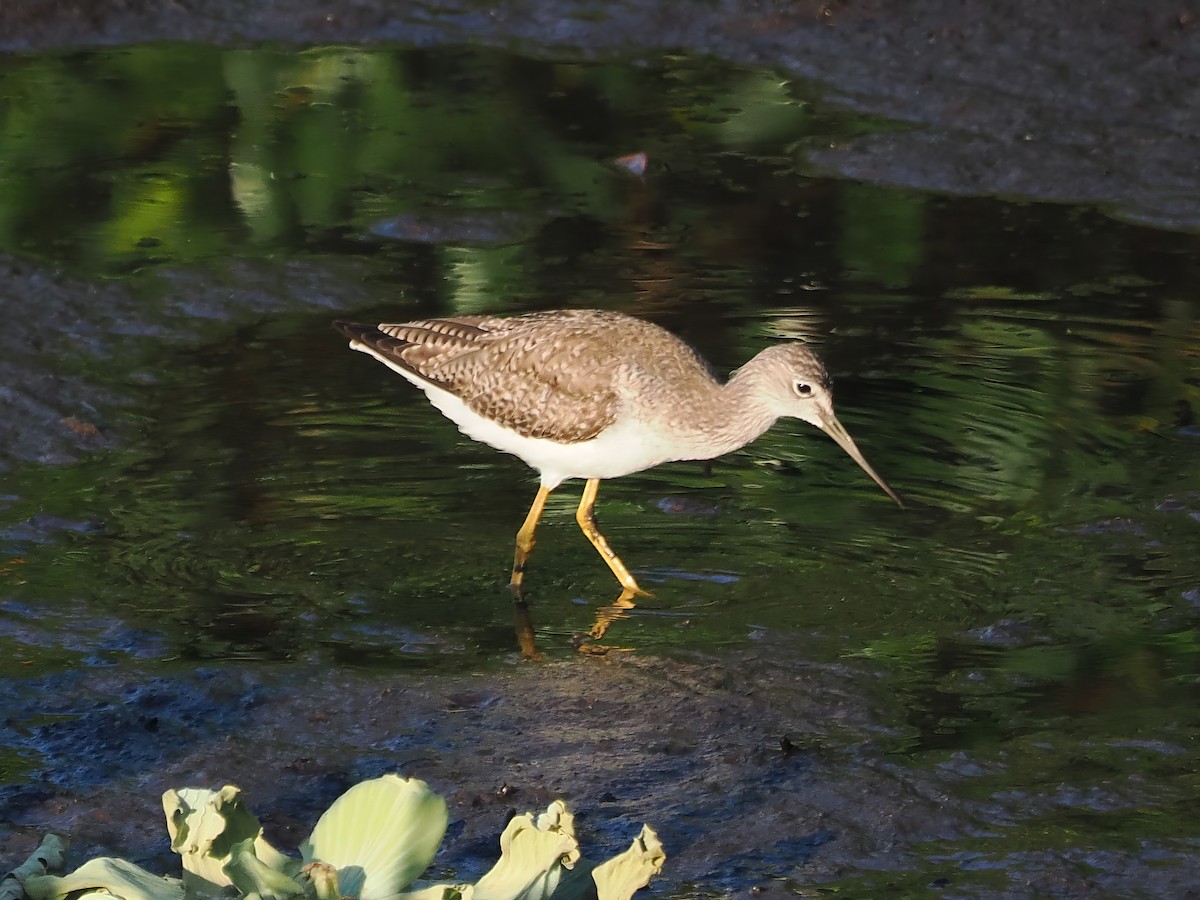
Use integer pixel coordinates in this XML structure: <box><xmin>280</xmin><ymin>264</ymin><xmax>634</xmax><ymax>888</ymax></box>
<box><xmin>819</xmin><ymin>414</ymin><xmax>904</xmax><ymax>507</ymax></box>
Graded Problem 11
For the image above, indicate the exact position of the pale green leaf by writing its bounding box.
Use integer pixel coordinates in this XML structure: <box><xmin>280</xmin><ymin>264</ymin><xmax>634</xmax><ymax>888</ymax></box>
<box><xmin>162</xmin><ymin>786</ymin><xmax>292</xmax><ymax>897</ymax></box>
<box><xmin>223</xmin><ymin>840</ymin><xmax>304</xmax><ymax>900</ymax></box>
<box><xmin>517</xmin><ymin>822</ymin><xmax>666</xmax><ymax>900</ymax></box>
<box><xmin>471</xmin><ymin>801</ymin><xmax>579</xmax><ymax>900</ymax></box>
<box><xmin>23</xmin><ymin>858</ymin><xmax>184</xmax><ymax>900</ymax></box>
<box><xmin>2</xmin><ymin>834</ymin><xmax>70</xmax><ymax>900</ymax></box>
<box><xmin>585</xmin><ymin>825</ymin><xmax>665</xmax><ymax>900</ymax></box>
<box><xmin>300</xmin><ymin>775</ymin><xmax>448</xmax><ymax>900</ymax></box>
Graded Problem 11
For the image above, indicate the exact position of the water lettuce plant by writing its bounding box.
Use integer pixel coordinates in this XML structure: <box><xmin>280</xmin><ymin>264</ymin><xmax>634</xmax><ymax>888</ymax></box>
<box><xmin>11</xmin><ymin>775</ymin><xmax>664</xmax><ymax>900</ymax></box>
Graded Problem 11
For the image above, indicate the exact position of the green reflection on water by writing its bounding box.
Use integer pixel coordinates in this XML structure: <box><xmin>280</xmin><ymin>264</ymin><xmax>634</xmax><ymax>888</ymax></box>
<box><xmin>0</xmin><ymin>43</ymin><xmax>866</xmax><ymax>276</ymax></box>
<box><xmin>0</xmin><ymin>41</ymin><xmax>1195</xmax><ymax>678</ymax></box>
<box><xmin>5</xmin><ymin>292</ymin><xmax>1197</xmax><ymax>674</ymax></box>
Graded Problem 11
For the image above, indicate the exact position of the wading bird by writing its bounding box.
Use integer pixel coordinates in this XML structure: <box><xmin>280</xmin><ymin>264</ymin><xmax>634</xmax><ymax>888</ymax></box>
<box><xmin>335</xmin><ymin>309</ymin><xmax>900</xmax><ymax>641</ymax></box>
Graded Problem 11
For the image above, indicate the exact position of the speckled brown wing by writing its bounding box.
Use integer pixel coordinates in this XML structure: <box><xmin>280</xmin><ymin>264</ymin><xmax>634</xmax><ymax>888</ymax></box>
<box><xmin>335</xmin><ymin>313</ymin><xmax>624</xmax><ymax>442</ymax></box>
<box><xmin>334</xmin><ymin>315</ymin><xmax>513</xmax><ymax>385</ymax></box>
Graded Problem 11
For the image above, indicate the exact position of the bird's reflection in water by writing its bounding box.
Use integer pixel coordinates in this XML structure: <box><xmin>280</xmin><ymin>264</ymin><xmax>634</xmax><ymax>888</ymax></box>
<box><xmin>511</xmin><ymin>591</ymin><xmax>639</xmax><ymax>658</ymax></box>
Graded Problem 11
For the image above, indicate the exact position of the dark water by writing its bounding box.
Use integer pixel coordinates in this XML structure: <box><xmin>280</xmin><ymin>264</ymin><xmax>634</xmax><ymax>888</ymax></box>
<box><xmin>2</xmin><ymin>42</ymin><xmax>1200</xmax><ymax>892</ymax></box>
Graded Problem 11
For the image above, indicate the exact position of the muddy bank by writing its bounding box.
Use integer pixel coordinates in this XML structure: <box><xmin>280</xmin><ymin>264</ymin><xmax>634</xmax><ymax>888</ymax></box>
<box><xmin>5</xmin><ymin>645</ymin><xmax>1197</xmax><ymax>897</ymax></box>
<box><xmin>3</xmin><ymin>1</ymin><xmax>1200</xmax><ymax>230</ymax></box>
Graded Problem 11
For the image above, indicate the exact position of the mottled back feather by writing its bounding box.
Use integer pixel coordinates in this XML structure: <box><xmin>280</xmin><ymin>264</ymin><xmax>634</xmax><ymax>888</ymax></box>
<box><xmin>334</xmin><ymin>310</ymin><xmax>717</xmax><ymax>442</ymax></box>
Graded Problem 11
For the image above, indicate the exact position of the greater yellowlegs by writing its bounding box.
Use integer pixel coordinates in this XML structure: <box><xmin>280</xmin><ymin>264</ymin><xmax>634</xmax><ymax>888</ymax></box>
<box><xmin>334</xmin><ymin>309</ymin><xmax>900</xmax><ymax>615</ymax></box>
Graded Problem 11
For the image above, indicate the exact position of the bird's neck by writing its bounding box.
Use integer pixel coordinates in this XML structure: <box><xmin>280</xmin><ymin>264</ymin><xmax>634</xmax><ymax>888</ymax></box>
<box><xmin>687</xmin><ymin>362</ymin><xmax>779</xmax><ymax>459</ymax></box>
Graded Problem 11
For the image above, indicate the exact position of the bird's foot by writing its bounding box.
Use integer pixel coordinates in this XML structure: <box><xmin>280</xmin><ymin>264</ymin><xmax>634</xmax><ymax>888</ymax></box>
<box><xmin>620</xmin><ymin>585</ymin><xmax>654</xmax><ymax>602</ymax></box>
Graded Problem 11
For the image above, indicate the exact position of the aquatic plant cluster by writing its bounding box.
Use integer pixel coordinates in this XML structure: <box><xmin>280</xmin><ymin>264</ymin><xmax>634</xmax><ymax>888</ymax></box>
<box><xmin>3</xmin><ymin>776</ymin><xmax>664</xmax><ymax>900</ymax></box>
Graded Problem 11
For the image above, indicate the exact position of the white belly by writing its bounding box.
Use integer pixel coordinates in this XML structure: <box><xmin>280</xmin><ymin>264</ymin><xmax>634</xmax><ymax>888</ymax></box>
<box><xmin>358</xmin><ymin>346</ymin><xmax>675</xmax><ymax>489</ymax></box>
<box><xmin>425</xmin><ymin>384</ymin><xmax>673</xmax><ymax>489</ymax></box>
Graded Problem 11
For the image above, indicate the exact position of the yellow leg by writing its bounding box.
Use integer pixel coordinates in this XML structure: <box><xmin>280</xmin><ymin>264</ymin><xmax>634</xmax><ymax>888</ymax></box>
<box><xmin>510</xmin><ymin>484</ymin><xmax>552</xmax><ymax>599</ymax></box>
<box><xmin>575</xmin><ymin>478</ymin><xmax>651</xmax><ymax>599</ymax></box>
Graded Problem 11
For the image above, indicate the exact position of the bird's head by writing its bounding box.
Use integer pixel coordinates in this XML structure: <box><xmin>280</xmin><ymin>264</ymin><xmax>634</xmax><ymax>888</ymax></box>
<box><xmin>754</xmin><ymin>344</ymin><xmax>903</xmax><ymax>507</ymax></box>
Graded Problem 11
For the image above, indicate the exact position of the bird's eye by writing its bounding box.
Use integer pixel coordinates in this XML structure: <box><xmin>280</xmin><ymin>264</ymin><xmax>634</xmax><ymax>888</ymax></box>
<box><xmin>793</xmin><ymin>380</ymin><xmax>814</xmax><ymax>397</ymax></box>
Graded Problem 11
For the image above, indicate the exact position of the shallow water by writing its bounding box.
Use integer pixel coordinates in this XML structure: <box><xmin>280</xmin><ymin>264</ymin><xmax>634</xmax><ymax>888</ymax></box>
<box><xmin>2</xmin><ymin>41</ymin><xmax>1200</xmax><ymax>893</ymax></box>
